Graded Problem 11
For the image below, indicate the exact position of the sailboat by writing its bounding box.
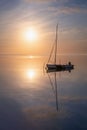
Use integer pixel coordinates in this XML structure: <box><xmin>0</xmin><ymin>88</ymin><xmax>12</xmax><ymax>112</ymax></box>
<box><xmin>46</xmin><ymin>24</ymin><xmax>74</xmax><ymax>72</ymax></box>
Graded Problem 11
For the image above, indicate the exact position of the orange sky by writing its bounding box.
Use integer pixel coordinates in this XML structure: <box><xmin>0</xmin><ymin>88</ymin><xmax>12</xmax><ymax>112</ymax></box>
<box><xmin>0</xmin><ymin>0</ymin><xmax>87</xmax><ymax>55</ymax></box>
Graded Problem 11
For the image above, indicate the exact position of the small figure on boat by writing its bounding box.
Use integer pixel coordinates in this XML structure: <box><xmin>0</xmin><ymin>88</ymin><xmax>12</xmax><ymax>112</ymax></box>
<box><xmin>68</xmin><ymin>61</ymin><xmax>71</xmax><ymax>65</ymax></box>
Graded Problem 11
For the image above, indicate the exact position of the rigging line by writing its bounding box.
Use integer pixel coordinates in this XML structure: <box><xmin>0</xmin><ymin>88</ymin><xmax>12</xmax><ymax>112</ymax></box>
<box><xmin>47</xmin><ymin>23</ymin><xmax>59</xmax><ymax>64</ymax></box>
<box><xmin>47</xmin><ymin>40</ymin><xmax>55</xmax><ymax>64</ymax></box>
<box><xmin>54</xmin><ymin>24</ymin><xmax>58</xmax><ymax>64</ymax></box>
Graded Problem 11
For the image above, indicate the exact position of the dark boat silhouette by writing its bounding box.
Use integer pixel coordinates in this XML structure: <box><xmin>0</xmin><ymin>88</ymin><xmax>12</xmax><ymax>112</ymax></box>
<box><xmin>46</xmin><ymin>24</ymin><xmax>74</xmax><ymax>72</ymax></box>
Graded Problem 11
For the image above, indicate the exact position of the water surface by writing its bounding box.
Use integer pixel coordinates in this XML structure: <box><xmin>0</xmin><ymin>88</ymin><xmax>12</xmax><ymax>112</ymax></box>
<box><xmin>0</xmin><ymin>55</ymin><xmax>87</xmax><ymax>130</ymax></box>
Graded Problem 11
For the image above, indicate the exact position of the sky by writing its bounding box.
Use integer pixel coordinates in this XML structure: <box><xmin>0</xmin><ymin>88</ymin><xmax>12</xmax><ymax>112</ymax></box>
<box><xmin>0</xmin><ymin>0</ymin><xmax>87</xmax><ymax>55</ymax></box>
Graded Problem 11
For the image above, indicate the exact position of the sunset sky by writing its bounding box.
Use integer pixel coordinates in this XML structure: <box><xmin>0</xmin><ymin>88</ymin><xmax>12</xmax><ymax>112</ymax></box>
<box><xmin>0</xmin><ymin>0</ymin><xmax>87</xmax><ymax>55</ymax></box>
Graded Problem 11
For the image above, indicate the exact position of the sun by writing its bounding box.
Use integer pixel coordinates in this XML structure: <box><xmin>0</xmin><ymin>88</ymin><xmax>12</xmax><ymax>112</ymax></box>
<box><xmin>24</xmin><ymin>28</ymin><xmax>38</xmax><ymax>42</ymax></box>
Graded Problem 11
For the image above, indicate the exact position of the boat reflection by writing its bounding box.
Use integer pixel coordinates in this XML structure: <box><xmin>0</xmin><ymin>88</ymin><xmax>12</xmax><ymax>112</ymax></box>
<box><xmin>47</xmin><ymin>67</ymin><xmax>74</xmax><ymax>111</ymax></box>
<box><xmin>48</xmin><ymin>72</ymin><xmax>58</xmax><ymax>111</ymax></box>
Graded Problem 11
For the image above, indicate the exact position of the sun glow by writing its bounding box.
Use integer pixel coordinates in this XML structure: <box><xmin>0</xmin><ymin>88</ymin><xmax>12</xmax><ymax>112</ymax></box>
<box><xmin>26</xmin><ymin>69</ymin><xmax>36</xmax><ymax>79</ymax></box>
<box><xmin>24</xmin><ymin>28</ymin><xmax>38</xmax><ymax>42</ymax></box>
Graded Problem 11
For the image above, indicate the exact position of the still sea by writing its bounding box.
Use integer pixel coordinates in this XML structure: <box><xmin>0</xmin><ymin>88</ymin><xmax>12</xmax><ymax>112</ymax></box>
<box><xmin>0</xmin><ymin>55</ymin><xmax>87</xmax><ymax>130</ymax></box>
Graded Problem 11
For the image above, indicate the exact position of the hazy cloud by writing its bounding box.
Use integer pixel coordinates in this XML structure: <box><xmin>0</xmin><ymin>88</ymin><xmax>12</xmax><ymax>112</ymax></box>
<box><xmin>0</xmin><ymin>0</ymin><xmax>20</xmax><ymax>12</ymax></box>
<box><xmin>24</xmin><ymin>0</ymin><xmax>56</xmax><ymax>2</ymax></box>
<box><xmin>60</xmin><ymin>7</ymin><xmax>87</xmax><ymax>14</ymax></box>
<box><xmin>49</xmin><ymin>6</ymin><xmax>87</xmax><ymax>15</ymax></box>
<box><xmin>64</xmin><ymin>0</ymin><xmax>87</xmax><ymax>8</ymax></box>
<box><xmin>23</xmin><ymin>0</ymin><xmax>87</xmax><ymax>7</ymax></box>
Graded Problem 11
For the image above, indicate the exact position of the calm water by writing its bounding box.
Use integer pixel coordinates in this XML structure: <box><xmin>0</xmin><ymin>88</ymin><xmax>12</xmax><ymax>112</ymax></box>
<box><xmin>0</xmin><ymin>55</ymin><xmax>87</xmax><ymax>130</ymax></box>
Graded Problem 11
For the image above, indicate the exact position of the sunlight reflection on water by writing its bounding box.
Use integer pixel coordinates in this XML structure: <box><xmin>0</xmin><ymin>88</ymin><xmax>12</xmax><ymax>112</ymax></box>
<box><xmin>26</xmin><ymin>69</ymin><xmax>36</xmax><ymax>79</ymax></box>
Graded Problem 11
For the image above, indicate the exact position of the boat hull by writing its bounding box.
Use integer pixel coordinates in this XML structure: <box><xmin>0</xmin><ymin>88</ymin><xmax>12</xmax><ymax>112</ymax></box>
<box><xmin>46</xmin><ymin>64</ymin><xmax>57</xmax><ymax>69</ymax></box>
<box><xmin>46</xmin><ymin>64</ymin><xmax>74</xmax><ymax>72</ymax></box>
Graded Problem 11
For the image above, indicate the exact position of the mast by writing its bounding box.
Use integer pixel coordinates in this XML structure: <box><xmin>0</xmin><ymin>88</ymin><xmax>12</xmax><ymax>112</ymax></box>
<box><xmin>54</xmin><ymin>24</ymin><xmax>58</xmax><ymax>64</ymax></box>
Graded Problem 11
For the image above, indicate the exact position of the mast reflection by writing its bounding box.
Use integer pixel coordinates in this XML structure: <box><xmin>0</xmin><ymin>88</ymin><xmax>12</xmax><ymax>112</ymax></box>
<box><xmin>47</xmin><ymin>67</ymin><xmax>74</xmax><ymax>111</ymax></box>
<box><xmin>48</xmin><ymin>72</ymin><xmax>58</xmax><ymax>111</ymax></box>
